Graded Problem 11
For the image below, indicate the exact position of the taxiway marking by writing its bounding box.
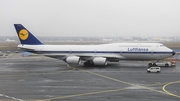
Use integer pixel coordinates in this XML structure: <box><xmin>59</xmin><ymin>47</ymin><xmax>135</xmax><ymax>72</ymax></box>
<box><xmin>0</xmin><ymin>66</ymin><xmax>76</xmax><ymax>101</ymax></box>
<box><xmin>0</xmin><ymin>93</ymin><xmax>25</xmax><ymax>101</ymax></box>
<box><xmin>38</xmin><ymin>65</ymin><xmax>180</xmax><ymax>101</ymax></box>
<box><xmin>143</xmin><ymin>82</ymin><xmax>171</xmax><ymax>87</ymax></box>
<box><xmin>37</xmin><ymin>88</ymin><xmax>127</xmax><ymax>101</ymax></box>
<box><xmin>67</xmin><ymin>65</ymin><xmax>180</xmax><ymax>99</ymax></box>
<box><xmin>162</xmin><ymin>81</ymin><xmax>180</xmax><ymax>98</ymax></box>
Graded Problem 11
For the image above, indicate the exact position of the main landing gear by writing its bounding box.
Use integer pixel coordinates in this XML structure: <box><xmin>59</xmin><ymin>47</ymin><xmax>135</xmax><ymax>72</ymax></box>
<box><xmin>148</xmin><ymin>60</ymin><xmax>159</xmax><ymax>67</ymax></box>
<box><xmin>84</xmin><ymin>61</ymin><xmax>94</xmax><ymax>67</ymax></box>
<box><xmin>148</xmin><ymin>62</ymin><xmax>156</xmax><ymax>67</ymax></box>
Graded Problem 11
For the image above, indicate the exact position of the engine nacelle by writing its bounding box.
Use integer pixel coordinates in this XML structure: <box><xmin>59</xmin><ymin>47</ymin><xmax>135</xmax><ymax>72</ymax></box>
<box><xmin>65</xmin><ymin>56</ymin><xmax>81</xmax><ymax>64</ymax></box>
<box><xmin>93</xmin><ymin>57</ymin><xmax>107</xmax><ymax>65</ymax></box>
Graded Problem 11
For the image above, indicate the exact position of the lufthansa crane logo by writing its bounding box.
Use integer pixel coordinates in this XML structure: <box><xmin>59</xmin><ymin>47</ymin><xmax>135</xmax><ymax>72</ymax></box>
<box><xmin>19</xmin><ymin>29</ymin><xmax>29</xmax><ymax>40</ymax></box>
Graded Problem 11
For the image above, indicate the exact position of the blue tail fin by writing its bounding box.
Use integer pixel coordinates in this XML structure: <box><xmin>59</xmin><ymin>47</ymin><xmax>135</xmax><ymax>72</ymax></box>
<box><xmin>14</xmin><ymin>24</ymin><xmax>43</xmax><ymax>45</ymax></box>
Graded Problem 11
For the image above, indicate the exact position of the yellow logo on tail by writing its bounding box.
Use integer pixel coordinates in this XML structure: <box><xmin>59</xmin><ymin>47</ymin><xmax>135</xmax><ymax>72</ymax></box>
<box><xmin>19</xmin><ymin>29</ymin><xmax>29</xmax><ymax>40</ymax></box>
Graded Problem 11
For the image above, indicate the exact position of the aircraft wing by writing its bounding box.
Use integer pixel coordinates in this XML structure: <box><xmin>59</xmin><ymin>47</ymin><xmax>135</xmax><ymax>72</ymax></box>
<box><xmin>43</xmin><ymin>53</ymin><xmax>125</xmax><ymax>62</ymax></box>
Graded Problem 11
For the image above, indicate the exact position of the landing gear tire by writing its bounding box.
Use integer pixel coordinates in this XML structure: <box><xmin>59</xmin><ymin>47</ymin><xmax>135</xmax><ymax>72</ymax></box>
<box><xmin>84</xmin><ymin>62</ymin><xmax>88</xmax><ymax>66</ymax></box>
<box><xmin>165</xmin><ymin>64</ymin><xmax>169</xmax><ymax>67</ymax></box>
<box><xmin>84</xmin><ymin>61</ymin><xmax>94</xmax><ymax>67</ymax></box>
<box><xmin>153</xmin><ymin>63</ymin><xmax>157</xmax><ymax>66</ymax></box>
<box><xmin>148</xmin><ymin>63</ymin><xmax>153</xmax><ymax>67</ymax></box>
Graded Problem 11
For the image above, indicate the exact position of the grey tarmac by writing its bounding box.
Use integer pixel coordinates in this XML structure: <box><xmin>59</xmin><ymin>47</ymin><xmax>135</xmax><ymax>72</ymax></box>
<box><xmin>0</xmin><ymin>53</ymin><xmax>179</xmax><ymax>101</ymax></box>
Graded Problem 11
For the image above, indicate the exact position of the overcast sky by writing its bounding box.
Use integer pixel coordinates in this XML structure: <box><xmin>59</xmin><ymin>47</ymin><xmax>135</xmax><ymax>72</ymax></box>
<box><xmin>0</xmin><ymin>0</ymin><xmax>180</xmax><ymax>37</ymax></box>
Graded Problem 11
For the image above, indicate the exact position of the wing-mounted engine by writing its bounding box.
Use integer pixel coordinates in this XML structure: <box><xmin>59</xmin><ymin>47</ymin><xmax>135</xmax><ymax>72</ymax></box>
<box><xmin>93</xmin><ymin>57</ymin><xmax>107</xmax><ymax>65</ymax></box>
<box><xmin>65</xmin><ymin>56</ymin><xmax>81</xmax><ymax>64</ymax></box>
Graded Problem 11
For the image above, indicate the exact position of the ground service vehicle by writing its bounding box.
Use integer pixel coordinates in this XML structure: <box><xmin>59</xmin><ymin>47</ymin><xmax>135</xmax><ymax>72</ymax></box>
<box><xmin>148</xmin><ymin>61</ymin><xmax>176</xmax><ymax>67</ymax></box>
<box><xmin>147</xmin><ymin>67</ymin><xmax>161</xmax><ymax>73</ymax></box>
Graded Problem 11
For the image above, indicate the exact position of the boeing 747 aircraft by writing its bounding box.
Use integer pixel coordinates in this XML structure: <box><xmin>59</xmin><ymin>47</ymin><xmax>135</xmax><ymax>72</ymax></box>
<box><xmin>14</xmin><ymin>24</ymin><xmax>175</xmax><ymax>66</ymax></box>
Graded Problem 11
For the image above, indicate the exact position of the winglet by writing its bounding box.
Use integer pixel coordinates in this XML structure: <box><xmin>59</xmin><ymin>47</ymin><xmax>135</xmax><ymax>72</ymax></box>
<box><xmin>14</xmin><ymin>24</ymin><xmax>43</xmax><ymax>45</ymax></box>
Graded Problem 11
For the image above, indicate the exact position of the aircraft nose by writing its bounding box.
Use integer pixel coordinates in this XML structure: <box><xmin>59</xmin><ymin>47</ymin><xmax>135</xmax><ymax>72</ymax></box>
<box><xmin>172</xmin><ymin>50</ymin><xmax>176</xmax><ymax>56</ymax></box>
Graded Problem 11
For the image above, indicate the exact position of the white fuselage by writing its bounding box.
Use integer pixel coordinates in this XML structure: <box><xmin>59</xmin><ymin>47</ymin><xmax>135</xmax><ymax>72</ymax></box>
<box><xmin>18</xmin><ymin>43</ymin><xmax>173</xmax><ymax>61</ymax></box>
